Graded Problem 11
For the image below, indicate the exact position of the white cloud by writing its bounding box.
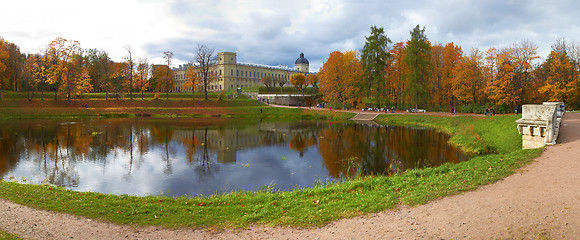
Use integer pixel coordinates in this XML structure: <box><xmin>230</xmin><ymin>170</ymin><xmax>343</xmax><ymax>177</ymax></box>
<box><xmin>3</xmin><ymin>0</ymin><xmax>580</xmax><ymax>71</ymax></box>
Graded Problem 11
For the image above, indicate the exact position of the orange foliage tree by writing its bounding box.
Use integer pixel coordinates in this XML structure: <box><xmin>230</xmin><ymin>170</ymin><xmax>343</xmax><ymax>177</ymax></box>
<box><xmin>307</xmin><ymin>73</ymin><xmax>319</xmax><ymax>92</ymax></box>
<box><xmin>452</xmin><ymin>48</ymin><xmax>485</xmax><ymax>105</ymax></box>
<box><xmin>318</xmin><ymin>50</ymin><xmax>363</xmax><ymax>109</ymax></box>
<box><xmin>183</xmin><ymin>64</ymin><xmax>201</xmax><ymax>100</ymax></box>
<box><xmin>386</xmin><ymin>42</ymin><xmax>408</xmax><ymax>108</ymax></box>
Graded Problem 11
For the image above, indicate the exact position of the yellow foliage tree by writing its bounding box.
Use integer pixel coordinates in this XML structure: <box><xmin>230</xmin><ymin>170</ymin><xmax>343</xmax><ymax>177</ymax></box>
<box><xmin>539</xmin><ymin>50</ymin><xmax>578</xmax><ymax>103</ymax></box>
<box><xmin>290</xmin><ymin>73</ymin><xmax>307</xmax><ymax>93</ymax></box>
<box><xmin>486</xmin><ymin>49</ymin><xmax>519</xmax><ymax>106</ymax></box>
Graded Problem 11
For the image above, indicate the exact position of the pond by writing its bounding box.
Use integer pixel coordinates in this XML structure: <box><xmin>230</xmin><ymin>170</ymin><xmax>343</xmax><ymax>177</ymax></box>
<box><xmin>0</xmin><ymin>118</ymin><xmax>469</xmax><ymax>196</ymax></box>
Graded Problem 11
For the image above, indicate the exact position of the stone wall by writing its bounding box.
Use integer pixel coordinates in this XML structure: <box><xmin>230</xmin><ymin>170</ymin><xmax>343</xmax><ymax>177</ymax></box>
<box><xmin>516</xmin><ymin>103</ymin><xmax>564</xmax><ymax>149</ymax></box>
<box><xmin>256</xmin><ymin>94</ymin><xmax>319</xmax><ymax>106</ymax></box>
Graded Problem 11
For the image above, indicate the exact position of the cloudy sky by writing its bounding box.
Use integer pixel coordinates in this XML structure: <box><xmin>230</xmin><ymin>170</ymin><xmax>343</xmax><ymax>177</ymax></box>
<box><xmin>1</xmin><ymin>0</ymin><xmax>579</xmax><ymax>71</ymax></box>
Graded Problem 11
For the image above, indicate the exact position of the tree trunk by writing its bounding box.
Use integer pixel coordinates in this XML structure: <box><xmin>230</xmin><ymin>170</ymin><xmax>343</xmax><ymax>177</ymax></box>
<box><xmin>204</xmin><ymin>79</ymin><xmax>208</xmax><ymax>100</ymax></box>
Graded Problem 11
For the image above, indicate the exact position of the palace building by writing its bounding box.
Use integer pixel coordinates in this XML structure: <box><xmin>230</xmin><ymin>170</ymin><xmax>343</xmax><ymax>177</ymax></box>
<box><xmin>172</xmin><ymin>52</ymin><xmax>310</xmax><ymax>92</ymax></box>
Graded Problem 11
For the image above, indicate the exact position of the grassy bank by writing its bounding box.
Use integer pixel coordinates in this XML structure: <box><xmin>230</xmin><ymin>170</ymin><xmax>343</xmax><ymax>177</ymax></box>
<box><xmin>375</xmin><ymin>114</ymin><xmax>521</xmax><ymax>154</ymax></box>
<box><xmin>0</xmin><ymin>114</ymin><xmax>541</xmax><ymax>229</ymax></box>
<box><xmin>0</xmin><ymin>95</ymin><xmax>353</xmax><ymax>121</ymax></box>
<box><xmin>0</xmin><ymin>231</ymin><xmax>20</xmax><ymax>240</ymax></box>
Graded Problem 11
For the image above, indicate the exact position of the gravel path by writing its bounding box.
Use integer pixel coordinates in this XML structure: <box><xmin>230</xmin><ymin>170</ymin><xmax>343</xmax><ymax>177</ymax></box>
<box><xmin>1</xmin><ymin>113</ymin><xmax>579</xmax><ymax>239</ymax></box>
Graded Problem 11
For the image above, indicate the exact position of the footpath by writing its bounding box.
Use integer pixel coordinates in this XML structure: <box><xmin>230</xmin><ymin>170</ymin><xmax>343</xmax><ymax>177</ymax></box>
<box><xmin>1</xmin><ymin>113</ymin><xmax>579</xmax><ymax>239</ymax></box>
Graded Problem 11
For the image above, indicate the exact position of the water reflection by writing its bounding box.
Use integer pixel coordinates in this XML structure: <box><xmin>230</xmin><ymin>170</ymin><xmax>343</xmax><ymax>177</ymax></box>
<box><xmin>0</xmin><ymin>119</ymin><xmax>469</xmax><ymax>196</ymax></box>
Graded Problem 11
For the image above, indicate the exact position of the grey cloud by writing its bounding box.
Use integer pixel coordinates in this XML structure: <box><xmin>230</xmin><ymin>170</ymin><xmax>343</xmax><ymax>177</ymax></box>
<box><xmin>145</xmin><ymin>0</ymin><xmax>580</xmax><ymax>69</ymax></box>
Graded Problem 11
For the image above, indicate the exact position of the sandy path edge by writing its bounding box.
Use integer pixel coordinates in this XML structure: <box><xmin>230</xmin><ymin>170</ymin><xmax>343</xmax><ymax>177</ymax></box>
<box><xmin>2</xmin><ymin>114</ymin><xmax>580</xmax><ymax>239</ymax></box>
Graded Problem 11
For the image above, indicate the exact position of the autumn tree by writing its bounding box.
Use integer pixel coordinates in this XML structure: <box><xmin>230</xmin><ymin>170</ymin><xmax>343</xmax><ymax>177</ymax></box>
<box><xmin>87</xmin><ymin>49</ymin><xmax>111</xmax><ymax>94</ymax></box>
<box><xmin>512</xmin><ymin>40</ymin><xmax>540</xmax><ymax>105</ymax></box>
<box><xmin>452</xmin><ymin>48</ymin><xmax>485</xmax><ymax>105</ymax></box>
<box><xmin>44</xmin><ymin>37</ymin><xmax>92</xmax><ymax>100</ymax></box>
<box><xmin>486</xmin><ymin>48</ymin><xmax>519</xmax><ymax>106</ymax></box>
<box><xmin>0</xmin><ymin>38</ymin><xmax>9</xmax><ymax>99</ymax></box>
<box><xmin>430</xmin><ymin>42</ymin><xmax>462</xmax><ymax>107</ymax></box>
<box><xmin>290</xmin><ymin>73</ymin><xmax>307</xmax><ymax>93</ymax></box>
<box><xmin>108</xmin><ymin>61</ymin><xmax>126</xmax><ymax>98</ymax></box>
<box><xmin>194</xmin><ymin>44</ymin><xmax>217</xmax><ymax>100</ymax></box>
<box><xmin>0</xmin><ymin>37</ymin><xmax>24</xmax><ymax>93</ymax></box>
<box><xmin>124</xmin><ymin>45</ymin><xmax>134</xmax><ymax>99</ymax></box>
<box><xmin>405</xmin><ymin>25</ymin><xmax>431</xmax><ymax>109</ymax></box>
<box><xmin>70</xmin><ymin>52</ymin><xmax>92</xmax><ymax>98</ymax></box>
<box><xmin>184</xmin><ymin>64</ymin><xmax>201</xmax><ymax>100</ymax></box>
<box><xmin>538</xmin><ymin>40</ymin><xmax>579</xmax><ymax>104</ymax></box>
<box><xmin>163</xmin><ymin>51</ymin><xmax>173</xmax><ymax>100</ymax></box>
<box><xmin>275</xmin><ymin>76</ymin><xmax>287</xmax><ymax>93</ymax></box>
<box><xmin>150</xmin><ymin>65</ymin><xmax>172</xmax><ymax>98</ymax></box>
<box><xmin>23</xmin><ymin>54</ymin><xmax>49</xmax><ymax>100</ymax></box>
<box><xmin>386</xmin><ymin>42</ymin><xmax>408</xmax><ymax>108</ymax></box>
<box><xmin>486</xmin><ymin>41</ymin><xmax>540</xmax><ymax>108</ymax></box>
<box><xmin>261</xmin><ymin>75</ymin><xmax>274</xmax><ymax>91</ymax></box>
<box><xmin>307</xmin><ymin>73</ymin><xmax>319</xmax><ymax>92</ymax></box>
<box><xmin>135</xmin><ymin>58</ymin><xmax>150</xmax><ymax>100</ymax></box>
<box><xmin>441</xmin><ymin>43</ymin><xmax>463</xmax><ymax>106</ymax></box>
<box><xmin>361</xmin><ymin>25</ymin><xmax>391</xmax><ymax>107</ymax></box>
<box><xmin>319</xmin><ymin>50</ymin><xmax>363</xmax><ymax>109</ymax></box>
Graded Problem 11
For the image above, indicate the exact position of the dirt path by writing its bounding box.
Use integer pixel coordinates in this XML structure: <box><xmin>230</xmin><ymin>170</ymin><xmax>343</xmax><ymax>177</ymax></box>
<box><xmin>1</xmin><ymin>114</ymin><xmax>579</xmax><ymax>239</ymax></box>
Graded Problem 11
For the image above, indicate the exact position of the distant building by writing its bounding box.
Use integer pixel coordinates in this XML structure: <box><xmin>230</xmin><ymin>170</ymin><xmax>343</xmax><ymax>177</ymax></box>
<box><xmin>172</xmin><ymin>52</ymin><xmax>310</xmax><ymax>92</ymax></box>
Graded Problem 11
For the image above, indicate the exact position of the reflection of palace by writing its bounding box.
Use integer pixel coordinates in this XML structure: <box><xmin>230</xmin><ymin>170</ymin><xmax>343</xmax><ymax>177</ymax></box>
<box><xmin>173</xmin><ymin>122</ymin><xmax>307</xmax><ymax>163</ymax></box>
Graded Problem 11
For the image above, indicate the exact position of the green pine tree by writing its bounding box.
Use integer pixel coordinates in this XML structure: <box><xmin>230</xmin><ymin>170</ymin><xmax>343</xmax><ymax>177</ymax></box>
<box><xmin>405</xmin><ymin>25</ymin><xmax>431</xmax><ymax>109</ymax></box>
<box><xmin>361</xmin><ymin>26</ymin><xmax>392</xmax><ymax>108</ymax></box>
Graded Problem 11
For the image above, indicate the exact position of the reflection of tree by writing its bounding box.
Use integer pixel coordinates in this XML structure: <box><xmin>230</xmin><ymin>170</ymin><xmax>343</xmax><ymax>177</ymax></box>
<box><xmin>181</xmin><ymin>128</ymin><xmax>201</xmax><ymax>163</ymax></box>
<box><xmin>290</xmin><ymin>133</ymin><xmax>307</xmax><ymax>157</ymax></box>
<box><xmin>41</xmin><ymin>124</ymin><xmax>81</xmax><ymax>187</ymax></box>
<box><xmin>317</xmin><ymin>126</ymin><xmax>363</xmax><ymax>178</ymax></box>
<box><xmin>0</xmin><ymin>127</ymin><xmax>21</xmax><ymax>176</ymax></box>
<box><xmin>152</xmin><ymin>125</ymin><xmax>175</xmax><ymax>174</ymax></box>
<box><xmin>290</xmin><ymin>133</ymin><xmax>317</xmax><ymax>158</ymax></box>
<box><xmin>317</xmin><ymin>124</ymin><xmax>468</xmax><ymax>179</ymax></box>
<box><xmin>193</xmin><ymin>127</ymin><xmax>219</xmax><ymax>183</ymax></box>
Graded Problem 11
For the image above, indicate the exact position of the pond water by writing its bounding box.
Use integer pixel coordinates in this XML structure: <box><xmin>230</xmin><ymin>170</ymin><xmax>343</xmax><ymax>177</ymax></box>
<box><xmin>0</xmin><ymin>119</ymin><xmax>469</xmax><ymax>196</ymax></box>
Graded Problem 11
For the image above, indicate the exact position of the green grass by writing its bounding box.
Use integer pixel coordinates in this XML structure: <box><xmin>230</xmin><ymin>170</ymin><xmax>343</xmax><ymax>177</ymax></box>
<box><xmin>223</xmin><ymin>106</ymin><xmax>355</xmax><ymax>120</ymax></box>
<box><xmin>2</xmin><ymin>91</ymin><xmax>228</xmax><ymax>100</ymax></box>
<box><xmin>0</xmin><ymin>114</ymin><xmax>541</xmax><ymax>229</ymax></box>
<box><xmin>0</xmin><ymin>231</ymin><xmax>20</xmax><ymax>240</ymax></box>
<box><xmin>375</xmin><ymin>114</ymin><xmax>522</xmax><ymax>154</ymax></box>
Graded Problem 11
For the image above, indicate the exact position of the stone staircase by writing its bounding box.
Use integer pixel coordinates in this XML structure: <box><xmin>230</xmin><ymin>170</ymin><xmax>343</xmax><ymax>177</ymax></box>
<box><xmin>350</xmin><ymin>113</ymin><xmax>379</xmax><ymax>121</ymax></box>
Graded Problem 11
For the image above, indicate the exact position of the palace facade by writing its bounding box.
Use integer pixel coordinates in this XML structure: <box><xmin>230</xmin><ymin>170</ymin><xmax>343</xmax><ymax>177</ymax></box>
<box><xmin>172</xmin><ymin>52</ymin><xmax>310</xmax><ymax>92</ymax></box>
